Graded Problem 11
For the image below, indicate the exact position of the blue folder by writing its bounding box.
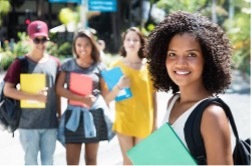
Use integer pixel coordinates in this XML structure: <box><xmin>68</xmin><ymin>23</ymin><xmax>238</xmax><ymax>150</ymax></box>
<box><xmin>101</xmin><ymin>67</ymin><xmax>132</xmax><ymax>101</ymax></box>
<box><xmin>126</xmin><ymin>123</ymin><xmax>197</xmax><ymax>165</ymax></box>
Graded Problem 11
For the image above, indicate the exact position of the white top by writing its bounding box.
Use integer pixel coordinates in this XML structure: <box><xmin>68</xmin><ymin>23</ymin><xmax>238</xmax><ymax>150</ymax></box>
<box><xmin>162</xmin><ymin>94</ymin><xmax>235</xmax><ymax>151</ymax></box>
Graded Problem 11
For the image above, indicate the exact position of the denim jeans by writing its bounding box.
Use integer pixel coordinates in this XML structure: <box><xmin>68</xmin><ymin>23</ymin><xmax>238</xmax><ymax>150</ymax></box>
<box><xmin>19</xmin><ymin>129</ymin><xmax>57</xmax><ymax>165</ymax></box>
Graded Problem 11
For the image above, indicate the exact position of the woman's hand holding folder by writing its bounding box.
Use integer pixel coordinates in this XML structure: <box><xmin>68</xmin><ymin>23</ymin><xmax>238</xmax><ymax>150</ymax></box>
<box><xmin>117</xmin><ymin>76</ymin><xmax>130</xmax><ymax>89</ymax></box>
<box><xmin>80</xmin><ymin>94</ymin><xmax>96</xmax><ymax>108</ymax></box>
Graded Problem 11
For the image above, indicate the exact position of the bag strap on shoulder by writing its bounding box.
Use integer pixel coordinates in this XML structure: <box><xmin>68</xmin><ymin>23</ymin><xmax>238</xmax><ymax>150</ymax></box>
<box><xmin>184</xmin><ymin>97</ymin><xmax>240</xmax><ymax>164</ymax></box>
<box><xmin>1</xmin><ymin>56</ymin><xmax>28</xmax><ymax>98</ymax></box>
<box><xmin>16</xmin><ymin>56</ymin><xmax>28</xmax><ymax>73</ymax></box>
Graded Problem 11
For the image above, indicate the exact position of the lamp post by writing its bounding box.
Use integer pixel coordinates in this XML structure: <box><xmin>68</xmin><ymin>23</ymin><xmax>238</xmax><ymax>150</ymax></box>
<box><xmin>80</xmin><ymin>0</ymin><xmax>88</xmax><ymax>29</ymax></box>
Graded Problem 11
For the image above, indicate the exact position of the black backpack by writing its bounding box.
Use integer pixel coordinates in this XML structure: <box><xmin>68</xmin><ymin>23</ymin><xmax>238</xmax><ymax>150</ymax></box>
<box><xmin>184</xmin><ymin>97</ymin><xmax>251</xmax><ymax>165</ymax></box>
<box><xmin>0</xmin><ymin>56</ymin><xmax>28</xmax><ymax>136</ymax></box>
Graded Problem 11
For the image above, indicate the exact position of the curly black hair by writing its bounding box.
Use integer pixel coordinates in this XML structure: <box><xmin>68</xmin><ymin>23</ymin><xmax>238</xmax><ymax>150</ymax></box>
<box><xmin>119</xmin><ymin>27</ymin><xmax>146</xmax><ymax>59</ymax></box>
<box><xmin>146</xmin><ymin>11</ymin><xmax>232</xmax><ymax>95</ymax></box>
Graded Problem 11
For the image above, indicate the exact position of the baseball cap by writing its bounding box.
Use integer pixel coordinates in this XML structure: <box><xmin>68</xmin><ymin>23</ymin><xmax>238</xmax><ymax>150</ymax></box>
<box><xmin>27</xmin><ymin>20</ymin><xmax>48</xmax><ymax>39</ymax></box>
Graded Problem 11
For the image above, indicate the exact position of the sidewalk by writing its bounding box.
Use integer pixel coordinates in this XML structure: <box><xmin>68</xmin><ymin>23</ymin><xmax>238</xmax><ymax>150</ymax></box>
<box><xmin>0</xmin><ymin>130</ymin><xmax>122</xmax><ymax>165</ymax></box>
<box><xmin>0</xmin><ymin>92</ymin><xmax>171</xmax><ymax>165</ymax></box>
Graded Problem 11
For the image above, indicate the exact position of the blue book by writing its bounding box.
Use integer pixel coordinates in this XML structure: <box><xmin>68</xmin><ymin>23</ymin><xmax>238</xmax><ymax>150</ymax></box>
<box><xmin>101</xmin><ymin>67</ymin><xmax>132</xmax><ymax>101</ymax></box>
<box><xmin>126</xmin><ymin>123</ymin><xmax>197</xmax><ymax>165</ymax></box>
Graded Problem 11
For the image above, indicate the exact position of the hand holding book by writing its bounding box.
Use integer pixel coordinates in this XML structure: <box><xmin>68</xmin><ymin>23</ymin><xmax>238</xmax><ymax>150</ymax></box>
<box><xmin>35</xmin><ymin>87</ymin><xmax>48</xmax><ymax>103</ymax></box>
<box><xmin>101</xmin><ymin>67</ymin><xmax>133</xmax><ymax>101</ymax></box>
<box><xmin>79</xmin><ymin>94</ymin><xmax>96</xmax><ymax>108</ymax></box>
<box><xmin>116</xmin><ymin>75</ymin><xmax>130</xmax><ymax>90</ymax></box>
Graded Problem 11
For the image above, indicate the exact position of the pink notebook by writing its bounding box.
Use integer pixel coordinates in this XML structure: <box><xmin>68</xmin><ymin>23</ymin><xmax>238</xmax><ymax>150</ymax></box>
<box><xmin>69</xmin><ymin>72</ymin><xmax>93</xmax><ymax>107</ymax></box>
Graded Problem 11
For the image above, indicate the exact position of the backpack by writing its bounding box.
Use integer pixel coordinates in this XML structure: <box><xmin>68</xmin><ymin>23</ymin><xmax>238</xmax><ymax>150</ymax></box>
<box><xmin>184</xmin><ymin>97</ymin><xmax>251</xmax><ymax>165</ymax></box>
<box><xmin>0</xmin><ymin>56</ymin><xmax>28</xmax><ymax>136</ymax></box>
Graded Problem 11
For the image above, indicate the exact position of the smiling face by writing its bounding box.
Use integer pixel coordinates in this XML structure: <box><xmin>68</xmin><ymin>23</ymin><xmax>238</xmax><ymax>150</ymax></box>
<box><xmin>30</xmin><ymin>36</ymin><xmax>48</xmax><ymax>52</ymax></box>
<box><xmin>165</xmin><ymin>33</ymin><xmax>204</xmax><ymax>89</ymax></box>
<box><xmin>74</xmin><ymin>36</ymin><xmax>92</xmax><ymax>59</ymax></box>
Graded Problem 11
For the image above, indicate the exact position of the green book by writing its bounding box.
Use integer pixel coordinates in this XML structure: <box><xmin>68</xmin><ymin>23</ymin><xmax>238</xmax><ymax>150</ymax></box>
<box><xmin>126</xmin><ymin>123</ymin><xmax>197</xmax><ymax>165</ymax></box>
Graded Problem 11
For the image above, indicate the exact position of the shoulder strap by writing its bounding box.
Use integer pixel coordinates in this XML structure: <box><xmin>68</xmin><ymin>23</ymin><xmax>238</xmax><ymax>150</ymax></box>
<box><xmin>167</xmin><ymin>94</ymin><xmax>179</xmax><ymax>110</ymax></box>
<box><xmin>0</xmin><ymin>56</ymin><xmax>27</xmax><ymax>100</ymax></box>
<box><xmin>17</xmin><ymin>56</ymin><xmax>28</xmax><ymax>73</ymax></box>
<box><xmin>0</xmin><ymin>81</ymin><xmax>5</xmax><ymax>101</ymax></box>
<box><xmin>184</xmin><ymin>97</ymin><xmax>240</xmax><ymax>164</ymax></box>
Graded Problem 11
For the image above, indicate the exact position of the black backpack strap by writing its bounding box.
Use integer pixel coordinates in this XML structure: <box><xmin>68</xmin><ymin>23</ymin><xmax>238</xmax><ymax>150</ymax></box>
<box><xmin>16</xmin><ymin>56</ymin><xmax>28</xmax><ymax>73</ymax></box>
<box><xmin>184</xmin><ymin>97</ymin><xmax>240</xmax><ymax>164</ymax></box>
<box><xmin>184</xmin><ymin>98</ymin><xmax>212</xmax><ymax>164</ymax></box>
<box><xmin>9</xmin><ymin>56</ymin><xmax>28</xmax><ymax>137</ymax></box>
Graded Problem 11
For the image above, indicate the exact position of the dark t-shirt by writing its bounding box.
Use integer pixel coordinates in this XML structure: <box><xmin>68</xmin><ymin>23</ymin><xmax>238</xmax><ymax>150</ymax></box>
<box><xmin>60</xmin><ymin>58</ymin><xmax>106</xmax><ymax>97</ymax></box>
<box><xmin>4</xmin><ymin>55</ymin><xmax>61</xmax><ymax>129</ymax></box>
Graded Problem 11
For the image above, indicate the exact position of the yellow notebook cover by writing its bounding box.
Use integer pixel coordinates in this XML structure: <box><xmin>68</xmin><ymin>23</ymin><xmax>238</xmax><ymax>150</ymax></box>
<box><xmin>20</xmin><ymin>74</ymin><xmax>46</xmax><ymax>108</ymax></box>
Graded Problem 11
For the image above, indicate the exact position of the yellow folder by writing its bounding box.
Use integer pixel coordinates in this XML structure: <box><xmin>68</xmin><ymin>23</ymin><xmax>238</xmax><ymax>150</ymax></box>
<box><xmin>126</xmin><ymin>123</ymin><xmax>197</xmax><ymax>165</ymax></box>
<box><xmin>20</xmin><ymin>74</ymin><xmax>46</xmax><ymax>108</ymax></box>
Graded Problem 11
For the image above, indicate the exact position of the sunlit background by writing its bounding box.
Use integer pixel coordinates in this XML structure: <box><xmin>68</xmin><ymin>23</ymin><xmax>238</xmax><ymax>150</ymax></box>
<box><xmin>0</xmin><ymin>0</ymin><xmax>250</xmax><ymax>75</ymax></box>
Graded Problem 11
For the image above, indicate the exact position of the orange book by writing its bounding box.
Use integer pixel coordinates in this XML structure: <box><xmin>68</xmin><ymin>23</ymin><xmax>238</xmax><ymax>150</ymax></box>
<box><xmin>69</xmin><ymin>72</ymin><xmax>93</xmax><ymax>107</ymax></box>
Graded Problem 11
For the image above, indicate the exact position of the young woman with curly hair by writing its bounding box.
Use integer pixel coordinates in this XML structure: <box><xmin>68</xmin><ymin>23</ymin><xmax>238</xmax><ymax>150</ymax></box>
<box><xmin>146</xmin><ymin>11</ymin><xmax>234</xmax><ymax>165</ymax></box>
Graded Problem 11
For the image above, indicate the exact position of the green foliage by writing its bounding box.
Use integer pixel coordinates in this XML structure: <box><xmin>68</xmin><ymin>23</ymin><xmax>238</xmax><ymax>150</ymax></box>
<box><xmin>58</xmin><ymin>8</ymin><xmax>76</xmax><ymax>25</ymax></box>
<box><xmin>46</xmin><ymin>40</ymin><xmax>72</xmax><ymax>58</ymax></box>
<box><xmin>0</xmin><ymin>32</ymin><xmax>72</xmax><ymax>70</ymax></box>
<box><xmin>146</xmin><ymin>24</ymin><xmax>155</xmax><ymax>32</ymax></box>
<box><xmin>156</xmin><ymin>0</ymin><xmax>208</xmax><ymax>13</ymax></box>
<box><xmin>223</xmin><ymin>12</ymin><xmax>250</xmax><ymax>74</ymax></box>
<box><xmin>0</xmin><ymin>32</ymin><xmax>30</xmax><ymax>70</ymax></box>
<box><xmin>0</xmin><ymin>52</ymin><xmax>15</xmax><ymax>70</ymax></box>
<box><xmin>155</xmin><ymin>0</ymin><xmax>229</xmax><ymax>24</ymax></box>
<box><xmin>14</xmin><ymin>32</ymin><xmax>31</xmax><ymax>57</ymax></box>
<box><xmin>56</xmin><ymin>42</ymin><xmax>72</xmax><ymax>57</ymax></box>
<box><xmin>0</xmin><ymin>0</ymin><xmax>11</xmax><ymax>25</ymax></box>
<box><xmin>58</xmin><ymin>7</ymin><xmax>80</xmax><ymax>26</ymax></box>
<box><xmin>0</xmin><ymin>0</ymin><xmax>11</xmax><ymax>14</ymax></box>
<box><xmin>141</xmin><ymin>23</ymin><xmax>156</xmax><ymax>36</ymax></box>
<box><xmin>46</xmin><ymin>41</ymin><xmax>58</xmax><ymax>56</ymax></box>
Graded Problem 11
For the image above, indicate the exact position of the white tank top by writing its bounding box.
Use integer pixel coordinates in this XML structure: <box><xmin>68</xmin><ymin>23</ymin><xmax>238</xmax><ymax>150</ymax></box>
<box><xmin>162</xmin><ymin>94</ymin><xmax>235</xmax><ymax>151</ymax></box>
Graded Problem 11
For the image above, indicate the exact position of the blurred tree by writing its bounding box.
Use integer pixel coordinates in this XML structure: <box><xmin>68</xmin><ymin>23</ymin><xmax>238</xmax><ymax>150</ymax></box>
<box><xmin>0</xmin><ymin>0</ymin><xmax>11</xmax><ymax>25</ymax></box>
<box><xmin>156</xmin><ymin>0</ymin><xmax>208</xmax><ymax>13</ymax></box>
<box><xmin>59</xmin><ymin>8</ymin><xmax>77</xmax><ymax>25</ymax></box>
<box><xmin>155</xmin><ymin>0</ymin><xmax>228</xmax><ymax>24</ymax></box>
<box><xmin>58</xmin><ymin>6</ymin><xmax>100</xmax><ymax>31</ymax></box>
<box><xmin>223</xmin><ymin>0</ymin><xmax>250</xmax><ymax>75</ymax></box>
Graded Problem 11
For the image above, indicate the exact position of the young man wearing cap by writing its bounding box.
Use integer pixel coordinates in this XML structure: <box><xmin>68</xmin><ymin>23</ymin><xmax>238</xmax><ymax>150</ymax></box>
<box><xmin>3</xmin><ymin>20</ymin><xmax>61</xmax><ymax>165</ymax></box>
